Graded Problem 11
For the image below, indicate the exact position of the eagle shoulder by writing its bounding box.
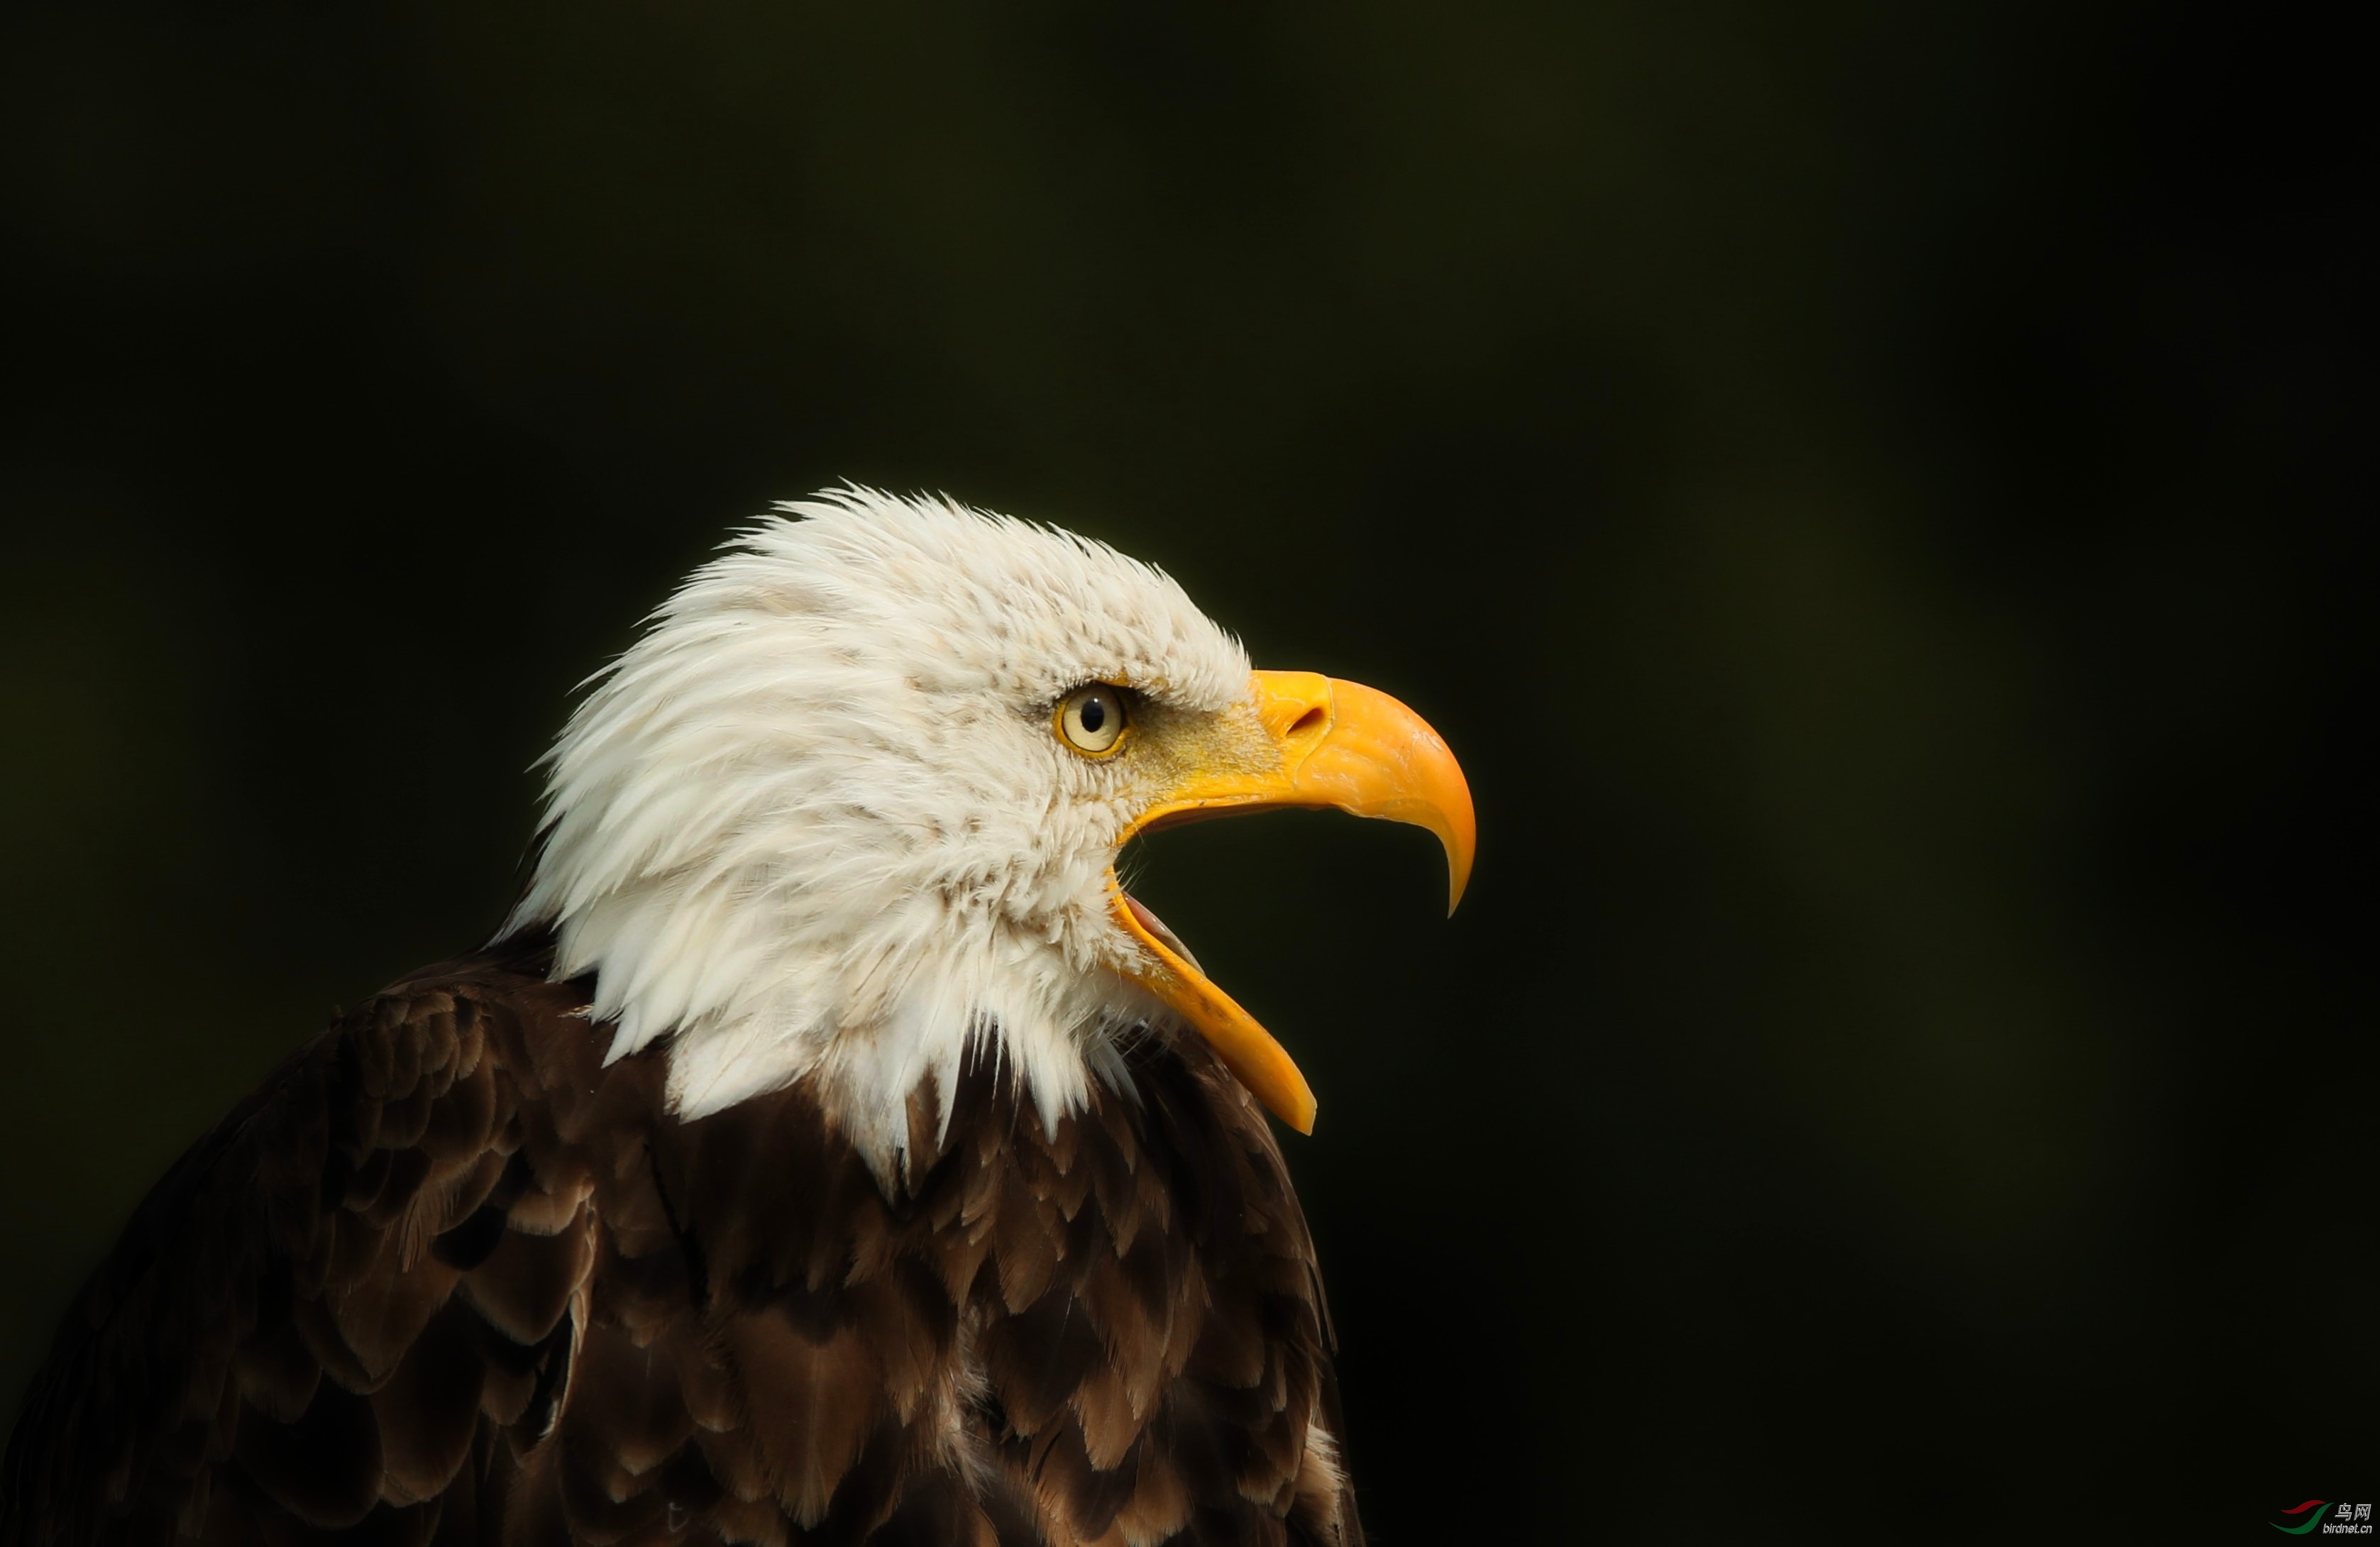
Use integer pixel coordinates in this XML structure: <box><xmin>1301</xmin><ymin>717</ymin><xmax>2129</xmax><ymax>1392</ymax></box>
<box><xmin>0</xmin><ymin>942</ymin><xmax>619</xmax><ymax>1545</ymax></box>
<box><xmin>1</xmin><ymin>947</ymin><xmax>1365</xmax><ymax>1546</ymax></box>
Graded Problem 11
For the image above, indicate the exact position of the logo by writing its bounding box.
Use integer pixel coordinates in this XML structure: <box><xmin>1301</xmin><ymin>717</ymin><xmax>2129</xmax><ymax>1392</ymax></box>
<box><xmin>2274</xmin><ymin>1502</ymin><xmax>2374</xmax><ymax>1536</ymax></box>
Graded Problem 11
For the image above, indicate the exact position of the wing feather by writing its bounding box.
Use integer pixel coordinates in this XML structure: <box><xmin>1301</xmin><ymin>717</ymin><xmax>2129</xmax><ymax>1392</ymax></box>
<box><xmin>0</xmin><ymin>945</ymin><xmax>616</xmax><ymax>1544</ymax></box>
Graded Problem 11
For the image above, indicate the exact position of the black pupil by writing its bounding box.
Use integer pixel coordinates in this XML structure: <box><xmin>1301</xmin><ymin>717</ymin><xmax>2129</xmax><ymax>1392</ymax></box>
<box><xmin>1079</xmin><ymin>695</ymin><xmax>1106</xmax><ymax>734</ymax></box>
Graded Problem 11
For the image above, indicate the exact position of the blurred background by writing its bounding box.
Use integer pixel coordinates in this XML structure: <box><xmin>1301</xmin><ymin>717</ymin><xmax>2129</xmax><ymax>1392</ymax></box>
<box><xmin>0</xmin><ymin>2</ymin><xmax>2362</xmax><ymax>1539</ymax></box>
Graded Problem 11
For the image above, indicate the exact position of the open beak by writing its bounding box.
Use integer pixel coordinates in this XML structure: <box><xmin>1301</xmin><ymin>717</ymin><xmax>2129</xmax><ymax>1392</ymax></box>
<box><xmin>1110</xmin><ymin>670</ymin><xmax>1475</xmax><ymax>1133</ymax></box>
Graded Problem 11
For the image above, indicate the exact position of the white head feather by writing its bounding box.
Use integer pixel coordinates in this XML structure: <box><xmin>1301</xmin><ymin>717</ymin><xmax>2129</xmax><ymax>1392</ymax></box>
<box><xmin>502</xmin><ymin>488</ymin><xmax>1252</xmax><ymax>1169</ymax></box>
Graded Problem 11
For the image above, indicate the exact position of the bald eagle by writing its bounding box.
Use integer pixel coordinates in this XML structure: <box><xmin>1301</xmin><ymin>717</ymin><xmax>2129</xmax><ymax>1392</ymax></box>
<box><xmin>1</xmin><ymin>490</ymin><xmax>1474</xmax><ymax>1547</ymax></box>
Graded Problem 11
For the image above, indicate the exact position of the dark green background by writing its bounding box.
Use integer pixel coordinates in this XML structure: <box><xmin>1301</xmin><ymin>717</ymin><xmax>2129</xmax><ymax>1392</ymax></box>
<box><xmin>0</xmin><ymin>3</ymin><xmax>2362</xmax><ymax>1539</ymax></box>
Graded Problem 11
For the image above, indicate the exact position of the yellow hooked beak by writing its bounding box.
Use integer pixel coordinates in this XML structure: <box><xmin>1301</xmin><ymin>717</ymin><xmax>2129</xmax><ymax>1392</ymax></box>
<box><xmin>1110</xmin><ymin>671</ymin><xmax>1475</xmax><ymax>1134</ymax></box>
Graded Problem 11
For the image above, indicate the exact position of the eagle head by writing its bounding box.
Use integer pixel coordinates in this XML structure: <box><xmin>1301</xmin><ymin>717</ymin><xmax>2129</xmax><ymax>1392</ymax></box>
<box><xmin>505</xmin><ymin>489</ymin><xmax>1473</xmax><ymax>1168</ymax></box>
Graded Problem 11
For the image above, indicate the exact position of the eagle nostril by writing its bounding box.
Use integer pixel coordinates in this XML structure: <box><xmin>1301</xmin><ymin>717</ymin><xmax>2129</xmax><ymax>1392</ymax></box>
<box><xmin>1288</xmin><ymin>705</ymin><xmax>1327</xmax><ymax>739</ymax></box>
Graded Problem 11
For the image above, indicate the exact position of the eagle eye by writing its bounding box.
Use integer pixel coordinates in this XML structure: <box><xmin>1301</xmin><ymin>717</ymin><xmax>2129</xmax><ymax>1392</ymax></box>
<box><xmin>1056</xmin><ymin>684</ymin><xmax>1130</xmax><ymax>756</ymax></box>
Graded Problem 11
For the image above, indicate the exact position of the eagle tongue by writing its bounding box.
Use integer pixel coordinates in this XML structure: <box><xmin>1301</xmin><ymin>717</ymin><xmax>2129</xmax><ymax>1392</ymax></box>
<box><xmin>1123</xmin><ymin>892</ymin><xmax>1205</xmax><ymax>976</ymax></box>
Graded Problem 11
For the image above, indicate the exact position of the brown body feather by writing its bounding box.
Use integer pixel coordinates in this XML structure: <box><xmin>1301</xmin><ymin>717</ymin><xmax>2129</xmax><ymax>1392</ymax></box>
<box><xmin>1</xmin><ymin>939</ymin><xmax>1362</xmax><ymax>1546</ymax></box>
